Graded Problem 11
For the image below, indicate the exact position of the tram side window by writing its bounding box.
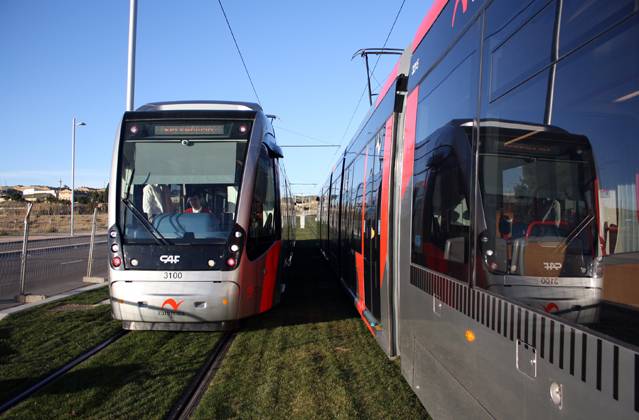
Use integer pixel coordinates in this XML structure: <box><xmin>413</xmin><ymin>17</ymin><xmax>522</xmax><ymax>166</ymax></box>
<box><xmin>412</xmin><ymin>147</ymin><xmax>470</xmax><ymax>282</ymax></box>
<box><xmin>482</xmin><ymin>0</ymin><xmax>554</xmax><ymax>124</ymax></box>
<box><xmin>351</xmin><ymin>155</ymin><xmax>366</xmax><ymax>253</ymax></box>
<box><xmin>247</xmin><ymin>145</ymin><xmax>277</xmax><ymax>259</ymax></box>
<box><xmin>551</xmin><ymin>14</ymin><xmax>639</xmax><ymax>345</ymax></box>
<box><xmin>488</xmin><ymin>0</ymin><xmax>555</xmax><ymax>102</ymax></box>
<box><xmin>559</xmin><ymin>0</ymin><xmax>636</xmax><ymax>55</ymax></box>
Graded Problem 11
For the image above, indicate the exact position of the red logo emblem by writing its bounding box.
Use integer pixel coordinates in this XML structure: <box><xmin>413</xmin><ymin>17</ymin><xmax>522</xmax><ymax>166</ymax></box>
<box><xmin>545</xmin><ymin>302</ymin><xmax>559</xmax><ymax>313</ymax></box>
<box><xmin>452</xmin><ymin>0</ymin><xmax>469</xmax><ymax>27</ymax></box>
<box><xmin>161</xmin><ymin>298</ymin><xmax>184</xmax><ymax>311</ymax></box>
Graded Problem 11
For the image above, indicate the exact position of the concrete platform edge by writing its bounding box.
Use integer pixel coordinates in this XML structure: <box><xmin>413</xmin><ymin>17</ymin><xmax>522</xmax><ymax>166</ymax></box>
<box><xmin>0</xmin><ymin>283</ymin><xmax>108</xmax><ymax>321</ymax></box>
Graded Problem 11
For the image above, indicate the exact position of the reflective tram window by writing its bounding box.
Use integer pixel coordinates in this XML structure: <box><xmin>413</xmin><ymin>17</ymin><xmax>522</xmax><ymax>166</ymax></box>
<box><xmin>350</xmin><ymin>153</ymin><xmax>366</xmax><ymax>253</ymax></box>
<box><xmin>247</xmin><ymin>145</ymin><xmax>277</xmax><ymax>259</ymax></box>
<box><xmin>476</xmin><ymin>123</ymin><xmax>599</xmax><ymax>322</ymax></box>
<box><xmin>412</xmin><ymin>136</ymin><xmax>471</xmax><ymax>282</ymax></box>
<box><xmin>118</xmin><ymin>120</ymin><xmax>249</xmax><ymax>244</ymax></box>
<box><xmin>475</xmin><ymin>11</ymin><xmax>639</xmax><ymax>346</ymax></box>
<box><xmin>552</xmin><ymin>13</ymin><xmax>639</xmax><ymax>344</ymax></box>
<box><xmin>410</xmin><ymin>21</ymin><xmax>479</xmax><ymax>282</ymax></box>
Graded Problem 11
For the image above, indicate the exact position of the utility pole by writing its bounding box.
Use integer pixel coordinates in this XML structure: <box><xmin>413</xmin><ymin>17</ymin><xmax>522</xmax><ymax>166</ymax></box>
<box><xmin>126</xmin><ymin>0</ymin><xmax>138</xmax><ymax>111</ymax></box>
<box><xmin>70</xmin><ymin>117</ymin><xmax>86</xmax><ymax>237</ymax></box>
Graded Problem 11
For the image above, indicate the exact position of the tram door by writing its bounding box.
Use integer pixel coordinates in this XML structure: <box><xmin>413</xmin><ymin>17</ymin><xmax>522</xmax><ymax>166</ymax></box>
<box><xmin>364</xmin><ymin>136</ymin><xmax>383</xmax><ymax>320</ymax></box>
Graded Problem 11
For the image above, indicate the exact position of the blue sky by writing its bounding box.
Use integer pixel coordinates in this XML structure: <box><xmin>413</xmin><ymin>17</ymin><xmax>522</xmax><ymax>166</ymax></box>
<box><xmin>0</xmin><ymin>0</ymin><xmax>433</xmax><ymax>195</ymax></box>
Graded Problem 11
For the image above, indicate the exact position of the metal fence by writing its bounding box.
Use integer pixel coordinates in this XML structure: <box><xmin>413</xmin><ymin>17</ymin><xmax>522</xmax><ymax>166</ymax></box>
<box><xmin>0</xmin><ymin>206</ymin><xmax>108</xmax><ymax>305</ymax></box>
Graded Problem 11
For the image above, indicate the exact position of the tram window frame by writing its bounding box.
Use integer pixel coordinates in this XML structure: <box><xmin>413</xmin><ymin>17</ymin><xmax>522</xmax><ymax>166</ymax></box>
<box><xmin>247</xmin><ymin>144</ymin><xmax>278</xmax><ymax>260</ymax></box>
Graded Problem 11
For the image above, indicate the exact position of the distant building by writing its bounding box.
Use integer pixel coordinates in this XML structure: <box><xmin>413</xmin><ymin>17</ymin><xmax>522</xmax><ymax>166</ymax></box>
<box><xmin>22</xmin><ymin>188</ymin><xmax>56</xmax><ymax>202</ymax></box>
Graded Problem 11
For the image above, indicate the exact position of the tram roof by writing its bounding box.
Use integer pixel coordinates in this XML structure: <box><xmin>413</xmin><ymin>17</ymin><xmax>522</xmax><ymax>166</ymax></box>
<box><xmin>136</xmin><ymin>101</ymin><xmax>263</xmax><ymax>112</ymax></box>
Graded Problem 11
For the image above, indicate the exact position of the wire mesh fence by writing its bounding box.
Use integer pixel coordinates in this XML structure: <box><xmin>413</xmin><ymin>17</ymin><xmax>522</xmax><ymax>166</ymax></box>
<box><xmin>0</xmin><ymin>202</ymin><xmax>107</xmax><ymax>237</ymax></box>
<box><xmin>0</xmin><ymin>204</ymin><xmax>108</xmax><ymax>305</ymax></box>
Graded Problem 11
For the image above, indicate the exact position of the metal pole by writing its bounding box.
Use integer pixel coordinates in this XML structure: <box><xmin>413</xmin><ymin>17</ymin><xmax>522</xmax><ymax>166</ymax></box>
<box><xmin>71</xmin><ymin>117</ymin><xmax>76</xmax><ymax>237</ymax></box>
<box><xmin>126</xmin><ymin>0</ymin><xmax>138</xmax><ymax>111</ymax></box>
<box><xmin>86</xmin><ymin>207</ymin><xmax>98</xmax><ymax>277</ymax></box>
<box><xmin>19</xmin><ymin>203</ymin><xmax>33</xmax><ymax>296</ymax></box>
<box><xmin>364</xmin><ymin>53</ymin><xmax>373</xmax><ymax>106</ymax></box>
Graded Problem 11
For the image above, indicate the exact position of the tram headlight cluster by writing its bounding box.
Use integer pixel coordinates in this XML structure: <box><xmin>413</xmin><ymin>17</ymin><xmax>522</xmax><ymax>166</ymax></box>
<box><xmin>109</xmin><ymin>225</ymin><xmax>124</xmax><ymax>270</ymax></box>
<box><xmin>221</xmin><ymin>224</ymin><xmax>245</xmax><ymax>271</ymax></box>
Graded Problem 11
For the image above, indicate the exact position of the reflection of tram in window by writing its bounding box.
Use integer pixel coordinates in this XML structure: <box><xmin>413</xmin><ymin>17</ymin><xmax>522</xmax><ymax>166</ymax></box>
<box><xmin>412</xmin><ymin>120</ymin><xmax>601</xmax><ymax>322</ymax></box>
<box><xmin>475</xmin><ymin>121</ymin><xmax>601</xmax><ymax>322</ymax></box>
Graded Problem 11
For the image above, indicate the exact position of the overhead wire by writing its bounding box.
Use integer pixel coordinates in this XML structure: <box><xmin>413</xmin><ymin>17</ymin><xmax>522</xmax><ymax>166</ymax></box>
<box><xmin>274</xmin><ymin>125</ymin><xmax>336</xmax><ymax>146</ymax></box>
<box><xmin>337</xmin><ymin>0</ymin><xmax>407</xmax><ymax>151</ymax></box>
<box><xmin>217</xmin><ymin>0</ymin><xmax>262</xmax><ymax>106</ymax></box>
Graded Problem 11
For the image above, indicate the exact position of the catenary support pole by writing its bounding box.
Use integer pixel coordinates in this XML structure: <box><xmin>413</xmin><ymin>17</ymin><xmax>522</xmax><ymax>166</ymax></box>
<box><xmin>126</xmin><ymin>0</ymin><xmax>138</xmax><ymax>111</ymax></box>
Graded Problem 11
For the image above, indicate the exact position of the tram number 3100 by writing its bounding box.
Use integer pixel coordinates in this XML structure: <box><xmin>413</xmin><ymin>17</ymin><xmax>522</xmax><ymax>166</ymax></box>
<box><xmin>163</xmin><ymin>272</ymin><xmax>183</xmax><ymax>280</ymax></box>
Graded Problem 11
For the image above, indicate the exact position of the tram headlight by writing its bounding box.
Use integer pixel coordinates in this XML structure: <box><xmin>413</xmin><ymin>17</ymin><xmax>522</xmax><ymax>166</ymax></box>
<box><xmin>230</xmin><ymin>244</ymin><xmax>240</xmax><ymax>252</ymax></box>
<box><xmin>587</xmin><ymin>256</ymin><xmax>604</xmax><ymax>278</ymax></box>
<box><xmin>111</xmin><ymin>256</ymin><xmax>122</xmax><ymax>268</ymax></box>
<box><xmin>111</xmin><ymin>244</ymin><xmax>120</xmax><ymax>253</ymax></box>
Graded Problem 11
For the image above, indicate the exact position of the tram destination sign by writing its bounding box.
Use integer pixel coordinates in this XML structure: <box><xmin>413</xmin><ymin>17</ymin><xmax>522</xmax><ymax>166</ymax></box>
<box><xmin>124</xmin><ymin>120</ymin><xmax>251</xmax><ymax>140</ymax></box>
<box><xmin>153</xmin><ymin>124</ymin><xmax>226</xmax><ymax>136</ymax></box>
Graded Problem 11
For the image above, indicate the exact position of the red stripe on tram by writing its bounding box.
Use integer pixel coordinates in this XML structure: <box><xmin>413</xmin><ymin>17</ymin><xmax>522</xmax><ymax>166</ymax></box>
<box><xmin>259</xmin><ymin>240</ymin><xmax>282</xmax><ymax>313</ymax></box>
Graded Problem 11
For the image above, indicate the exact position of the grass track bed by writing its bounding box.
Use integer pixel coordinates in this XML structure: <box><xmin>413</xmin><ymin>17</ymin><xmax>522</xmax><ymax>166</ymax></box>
<box><xmin>193</xmin><ymin>237</ymin><xmax>430</xmax><ymax>419</ymax></box>
<box><xmin>4</xmin><ymin>330</ymin><xmax>222</xmax><ymax>419</ymax></box>
<box><xmin>0</xmin><ymin>287</ymin><xmax>120</xmax><ymax>404</ymax></box>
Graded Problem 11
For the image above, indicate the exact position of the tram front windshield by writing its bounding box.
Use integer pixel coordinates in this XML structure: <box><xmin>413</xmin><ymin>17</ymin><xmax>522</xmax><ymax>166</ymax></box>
<box><xmin>479</xmin><ymin>125</ymin><xmax>598</xmax><ymax>278</ymax></box>
<box><xmin>118</xmin><ymin>120</ymin><xmax>250</xmax><ymax>244</ymax></box>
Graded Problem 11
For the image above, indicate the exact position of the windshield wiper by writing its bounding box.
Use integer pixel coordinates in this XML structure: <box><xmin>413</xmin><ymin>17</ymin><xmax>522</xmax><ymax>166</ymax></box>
<box><xmin>121</xmin><ymin>197</ymin><xmax>170</xmax><ymax>246</ymax></box>
<box><xmin>555</xmin><ymin>214</ymin><xmax>595</xmax><ymax>252</ymax></box>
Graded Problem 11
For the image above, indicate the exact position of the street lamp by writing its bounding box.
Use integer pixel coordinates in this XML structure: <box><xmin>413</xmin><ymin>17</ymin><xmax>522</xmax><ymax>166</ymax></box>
<box><xmin>71</xmin><ymin>117</ymin><xmax>87</xmax><ymax>237</ymax></box>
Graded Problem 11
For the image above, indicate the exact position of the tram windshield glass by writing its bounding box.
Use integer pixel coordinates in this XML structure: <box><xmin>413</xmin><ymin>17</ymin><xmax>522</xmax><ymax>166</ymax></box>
<box><xmin>478</xmin><ymin>123</ymin><xmax>598</xmax><ymax>278</ymax></box>
<box><xmin>118</xmin><ymin>120</ymin><xmax>250</xmax><ymax>244</ymax></box>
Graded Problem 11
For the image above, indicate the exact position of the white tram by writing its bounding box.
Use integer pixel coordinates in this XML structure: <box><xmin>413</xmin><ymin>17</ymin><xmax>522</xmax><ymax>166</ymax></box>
<box><xmin>108</xmin><ymin>101</ymin><xmax>294</xmax><ymax>330</ymax></box>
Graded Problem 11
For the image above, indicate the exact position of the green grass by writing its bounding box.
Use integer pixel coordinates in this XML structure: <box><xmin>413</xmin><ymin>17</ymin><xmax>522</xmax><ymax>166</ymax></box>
<box><xmin>294</xmin><ymin>215</ymin><xmax>319</xmax><ymax>241</ymax></box>
<box><xmin>193</xmin><ymin>237</ymin><xmax>430</xmax><ymax>419</ymax></box>
<box><xmin>0</xmin><ymin>287</ymin><xmax>120</xmax><ymax>403</ymax></box>
<box><xmin>4</xmin><ymin>331</ymin><xmax>222</xmax><ymax>419</ymax></box>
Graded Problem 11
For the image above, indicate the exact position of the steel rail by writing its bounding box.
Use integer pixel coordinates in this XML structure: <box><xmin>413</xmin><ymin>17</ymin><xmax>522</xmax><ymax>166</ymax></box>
<box><xmin>166</xmin><ymin>331</ymin><xmax>236</xmax><ymax>420</ymax></box>
<box><xmin>0</xmin><ymin>330</ymin><xmax>128</xmax><ymax>414</ymax></box>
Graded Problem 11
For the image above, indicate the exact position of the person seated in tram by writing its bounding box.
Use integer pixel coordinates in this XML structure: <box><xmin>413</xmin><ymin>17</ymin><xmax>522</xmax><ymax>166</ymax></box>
<box><xmin>498</xmin><ymin>205</ymin><xmax>528</xmax><ymax>241</ymax></box>
<box><xmin>184</xmin><ymin>194</ymin><xmax>211</xmax><ymax>214</ymax></box>
<box><xmin>142</xmin><ymin>184</ymin><xmax>174</xmax><ymax>222</ymax></box>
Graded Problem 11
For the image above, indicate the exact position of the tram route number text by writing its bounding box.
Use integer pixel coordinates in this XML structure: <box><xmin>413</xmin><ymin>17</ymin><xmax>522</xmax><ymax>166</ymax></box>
<box><xmin>163</xmin><ymin>272</ymin><xmax>183</xmax><ymax>280</ymax></box>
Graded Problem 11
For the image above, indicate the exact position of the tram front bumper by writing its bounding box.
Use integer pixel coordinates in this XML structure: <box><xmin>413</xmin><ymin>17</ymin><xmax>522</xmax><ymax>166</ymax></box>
<box><xmin>110</xmin><ymin>280</ymin><xmax>239</xmax><ymax>324</ymax></box>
